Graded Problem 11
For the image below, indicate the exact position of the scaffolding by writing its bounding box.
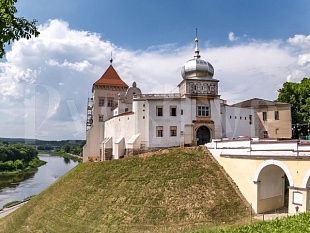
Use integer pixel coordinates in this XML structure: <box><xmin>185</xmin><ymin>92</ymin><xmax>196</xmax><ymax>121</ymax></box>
<box><xmin>86</xmin><ymin>97</ymin><xmax>93</xmax><ymax>131</ymax></box>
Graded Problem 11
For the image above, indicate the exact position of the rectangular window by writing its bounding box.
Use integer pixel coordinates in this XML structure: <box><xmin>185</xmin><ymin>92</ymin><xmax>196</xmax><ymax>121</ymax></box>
<box><xmin>99</xmin><ymin>98</ymin><xmax>104</xmax><ymax>107</ymax></box>
<box><xmin>99</xmin><ymin>115</ymin><xmax>104</xmax><ymax>122</ymax></box>
<box><xmin>107</xmin><ymin>99</ymin><xmax>113</xmax><ymax>107</ymax></box>
<box><xmin>181</xmin><ymin>109</ymin><xmax>183</xmax><ymax>115</ymax></box>
<box><xmin>170</xmin><ymin>106</ymin><xmax>177</xmax><ymax>116</ymax></box>
<box><xmin>275</xmin><ymin>111</ymin><xmax>279</xmax><ymax>120</ymax></box>
<box><xmin>125</xmin><ymin>108</ymin><xmax>129</xmax><ymax>112</ymax></box>
<box><xmin>197</xmin><ymin>105</ymin><xmax>209</xmax><ymax>117</ymax></box>
<box><xmin>262</xmin><ymin>112</ymin><xmax>267</xmax><ymax>121</ymax></box>
<box><xmin>170</xmin><ymin>126</ymin><xmax>177</xmax><ymax>137</ymax></box>
<box><xmin>156</xmin><ymin>106</ymin><xmax>163</xmax><ymax>116</ymax></box>
<box><xmin>249</xmin><ymin>115</ymin><xmax>252</xmax><ymax>125</ymax></box>
<box><xmin>263</xmin><ymin>131</ymin><xmax>268</xmax><ymax>138</ymax></box>
<box><xmin>156</xmin><ymin>126</ymin><xmax>163</xmax><ymax>137</ymax></box>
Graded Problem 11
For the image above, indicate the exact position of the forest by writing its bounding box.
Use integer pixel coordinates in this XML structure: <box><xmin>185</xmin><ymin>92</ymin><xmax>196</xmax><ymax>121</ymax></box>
<box><xmin>0</xmin><ymin>141</ymin><xmax>44</xmax><ymax>173</ymax></box>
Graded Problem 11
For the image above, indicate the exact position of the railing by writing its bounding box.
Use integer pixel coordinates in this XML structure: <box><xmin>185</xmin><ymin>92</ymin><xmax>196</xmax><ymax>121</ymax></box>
<box><xmin>133</xmin><ymin>93</ymin><xmax>181</xmax><ymax>100</ymax></box>
<box><xmin>209</xmin><ymin>138</ymin><xmax>310</xmax><ymax>158</ymax></box>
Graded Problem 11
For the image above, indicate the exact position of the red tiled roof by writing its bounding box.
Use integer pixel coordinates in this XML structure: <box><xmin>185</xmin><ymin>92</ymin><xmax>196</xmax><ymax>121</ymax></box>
<box><xmin>93</xmin><ymin>65</ymin><xmax>128</xmax><ymax>87</ymax></box>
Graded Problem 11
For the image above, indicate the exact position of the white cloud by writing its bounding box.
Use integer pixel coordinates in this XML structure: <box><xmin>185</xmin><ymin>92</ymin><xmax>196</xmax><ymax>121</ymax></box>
<box><xmin>46</xmin><ymin>59</ymin><xmax>92</xmax><ymax>72</ymax></box>
<box><xmin>228</xmin><ymin>32</ymin><xmax>238</xmax><ymax>41</ymax></box>
<box><xmin>0</xmin><ymin>19</ymin><xmax>309</xmax><ymax>140</ymax></box>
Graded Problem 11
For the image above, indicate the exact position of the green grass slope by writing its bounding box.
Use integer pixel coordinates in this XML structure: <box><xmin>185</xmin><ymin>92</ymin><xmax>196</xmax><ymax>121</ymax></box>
<box><xmin>211</xmin><ymin>212</ymin><xmax>310</xmax><ymax>233</ymax></box>
<box><xmin>0</xmin><ymin>147</ymin><xmax>248</xmax><ymax>233</ymax></box>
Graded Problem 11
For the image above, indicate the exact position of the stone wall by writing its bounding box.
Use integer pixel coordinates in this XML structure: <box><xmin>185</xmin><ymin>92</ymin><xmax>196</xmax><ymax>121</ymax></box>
<box><xmin>104</xmin><ymin>148</ymin><xmax>113</xmax><ymax>160</ymax></box>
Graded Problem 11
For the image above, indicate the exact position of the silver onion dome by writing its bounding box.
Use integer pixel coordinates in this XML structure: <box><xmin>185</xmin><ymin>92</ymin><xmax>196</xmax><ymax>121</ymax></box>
<box><xmin>181</xmin><ymin>37</ymin><xmax>214</xmax><ymax>79</ymax></box>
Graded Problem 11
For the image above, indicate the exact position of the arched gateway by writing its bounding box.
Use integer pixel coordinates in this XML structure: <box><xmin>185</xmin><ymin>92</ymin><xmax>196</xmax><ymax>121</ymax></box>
<box><xmin>196</xmin><ymin>126</ymin><xmax>211</xmax><ymax>146</ymax></box>
<box><xmin>254</xmin><ymin>160</ymin><xmax>293</xmax><ymax>213</ymax></box>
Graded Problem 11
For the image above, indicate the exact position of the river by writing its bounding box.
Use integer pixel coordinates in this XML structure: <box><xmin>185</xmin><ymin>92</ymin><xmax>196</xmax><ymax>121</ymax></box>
<box><xmin>0</xmin><ymin>154</ymin><xmax>79</xmax><ymax>208</ymax></box>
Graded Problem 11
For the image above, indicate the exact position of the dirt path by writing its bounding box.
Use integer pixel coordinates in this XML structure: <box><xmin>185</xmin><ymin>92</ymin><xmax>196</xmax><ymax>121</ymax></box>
<box><xmin>0</xmin><ymin>201</ymin><xmax>27</xmax><ymax>219</ymax></box>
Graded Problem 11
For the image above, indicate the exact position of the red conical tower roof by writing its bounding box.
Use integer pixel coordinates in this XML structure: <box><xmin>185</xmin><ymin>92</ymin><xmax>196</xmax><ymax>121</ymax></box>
<box><xmin>93</xmin><ymin>65</ymin><xmax>128</xmax><ymax>88</ymax></box>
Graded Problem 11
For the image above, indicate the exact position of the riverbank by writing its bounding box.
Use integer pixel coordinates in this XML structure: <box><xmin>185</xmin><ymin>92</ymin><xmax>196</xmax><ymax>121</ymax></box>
<box><xmin>0</xmin><ymin>154</ymin><xmax>79</xmax><ymax>210</ymax></box>
<box><xmin>0</xmin><ymin>201</ymin><xmax>27</xmax><ymax>219</ymax></box>
<box><xmin>0</xmin><ymin>158</ymin><xmax>46</xmax><ymax>176</ymax></box>
<box><xmin>41</xmin><ymin>151</ymin><xmax>82</xmax><ymax>162</ymax></box>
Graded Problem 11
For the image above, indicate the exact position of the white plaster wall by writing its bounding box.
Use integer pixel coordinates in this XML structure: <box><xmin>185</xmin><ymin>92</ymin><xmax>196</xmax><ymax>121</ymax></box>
<box><xmin>251</xmin><ymin>142</ymin><xmax>297</xmax><ymax>151</ymax></box>
<box><xmin>210</xmin><ymin>98</ymin><xmax>222</xmax><ymax>139</ymax></box>
<box><xmin>222</xmin><ymin>106</ymin><xmax>255</xmax><ymax>139</ymax></box>
<box><xmin>114</xmin><ymin>137</ymin><xmax>125</xmax><ymax>159</ymax></box>
<box><xmin>180</xmin><ymin>97</ymin><xmax>196</xmax><ymax>125</ymax></box>
<box><xmin>299</xmin><ymin>144</ymin><xmax>310</xmax><ymax>151</ymax></box>
<box><xmin>147</xmin><ymin>99</ymin><xmax>182</xmax><ymax>147</ymax></box>
<box><xmin>213</xmin><ymin>140</ymin><xmax>251</xmax><ymax>149</ymax></box>
<box><xmin>133</xmin><ymin>100</ymin><xmax>149</xmax><ymax>147</ymax></box>
<box><xmin>104</xmin><ymin>113</ymin><xmax>136</xmax><ymax>158</ymax></box>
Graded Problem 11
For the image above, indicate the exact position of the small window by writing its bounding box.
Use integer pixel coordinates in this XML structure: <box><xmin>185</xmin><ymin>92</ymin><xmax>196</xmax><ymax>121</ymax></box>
<box><xmin>143</xmin><ymin>116</ymin><xmax>145</xmax><ymax>119</ymax></box>
<box><xmin>262</xmin><ymin>112</ymin><xmax>267</xmax><ymax>121</ymax></box>
<box><xmin>275</xmin><ymin>128</ymin><xmax>279</xmax><ymax>134</ymax></box>
<box><xmin>240</xmin><ymin>116</ymin><xmax>242</xmax><ymax>120</ymax></box>
<box><xmin>245</xmin><ymin>117</ymin><xmax>246</xmax><ymax>120</ymax></box>
<box><xmin>230</xmin><ymin>116</ymin><xmax>232</xmax><ymax>119</ymax></box>
<box><xmin>197</xmin><ymin>105</ymin><xmax>209</xmax><ymax>117</ymax></box>
<box><xmin>181</xmin><ymin>109</ymin><xmax>183</xmax><ymax>115</ymax></box>
<box><xmin>170</xmin><ymin>106</ymin><xmax>177</xmax><ymax>116</ymax></box>
<box><xmin>156</xmin><ymin>126</ymin><xmax>163</xmax><ymax>137</ymax></box>
<box><xmin>275</xmin><ymin>111</ymin><xmax>279</xmax><ymax>120</ymax></box>
<box><xmin>107</xmin><ymin>99</ymin><xmax>113</xmax><ymax>107</ymax></box>
<box><xmin>99</xmin><ymin>115</ymin><xmax>104</xmax><ymax>122</ymax></box>
<box><xmin>170</xmin><ymin>126</ymin><xmax>177</xmax><ymax>137</ymax></box>
<box><xmin>263</xmin><ymin>131</ymin><xmax>268</xmax><ymax>138</ymax></box>
<box><xmin>156</xmin><ymin>106</ymin><xmax>163</xmax><ymax>116</ymax></box>
<box><xmin>249</xmin><ymin>115</ymin><xmax>252</xmax><ymax>125</ymax></box>
<box><xmin>99</xmin><ymin>98</ymin><xmax>104</xmax><ymax>107</ymax></box>
<box><xmin>125</xmin><ymin>108</ymin><xmax>129</xmax><ymax>112</ymax></box>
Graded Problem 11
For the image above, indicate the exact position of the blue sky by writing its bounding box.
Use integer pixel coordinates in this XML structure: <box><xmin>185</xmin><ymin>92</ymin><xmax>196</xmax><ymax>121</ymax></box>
<box><xmin>16</xmin><ymin>0</ymin><xmax>310</xmax><ymax>49</ymax></box>
<box><xmin>1</xmin><ymin>1</ymin><xmax>310</xmax><ymax>140</ymax></box>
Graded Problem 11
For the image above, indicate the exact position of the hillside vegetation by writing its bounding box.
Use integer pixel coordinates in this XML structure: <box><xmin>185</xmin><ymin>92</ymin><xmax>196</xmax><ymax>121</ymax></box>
<box><xmin>213</xmin><ymin>212</ymin><xmax>310</xmax><ymax>233</ymax></box>
<box><xmin>0</xmin><ymin>147</ymin><xmax>249</xmax><ymax>233</ymax></box>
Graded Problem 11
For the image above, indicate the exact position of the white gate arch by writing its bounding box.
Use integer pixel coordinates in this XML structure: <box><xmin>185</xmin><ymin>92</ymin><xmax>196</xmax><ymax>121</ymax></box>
<box><xmin>302</xmin><ymin>168</ymin><xmax>310</xmax><ymax>188</ymax></box>
<box><xmin>254</xmin><ymin>159</ymin><xmax>294</xmax><ymax>186</ymax></box>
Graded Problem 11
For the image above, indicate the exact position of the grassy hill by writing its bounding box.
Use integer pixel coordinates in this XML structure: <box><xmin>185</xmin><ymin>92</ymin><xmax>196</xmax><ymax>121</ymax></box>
<box><xmin>0</xmin><ymin>147</ymin><xmax>249</xmax><ymax>233</ymax></box>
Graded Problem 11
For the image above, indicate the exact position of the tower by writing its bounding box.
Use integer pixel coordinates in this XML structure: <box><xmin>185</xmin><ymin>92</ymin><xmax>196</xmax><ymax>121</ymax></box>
<box><xmin>82</xmin><ymin>63</ymin><xmax>129</xmax><ymax>161</ymax></box>
<box><xmin>178</xmin><ymin>33</ymin><xmax>222</xmax><ymax>145</ymax></box>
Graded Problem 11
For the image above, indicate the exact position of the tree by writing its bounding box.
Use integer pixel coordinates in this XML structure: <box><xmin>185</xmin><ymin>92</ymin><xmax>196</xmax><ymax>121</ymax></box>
<box><xmin>0</xmin><ymin>0</ymin><xmax>39</xmax><ymax>58</ymax></box>
<box><xmin>278</xmin><ymin>78</ymin><xmax>310</xmax><ymax>137</ymax></box>
<box><xmin>62</xmin><ymin>144</ymin><xmax>71</xmax><ymax>153</ymax></box>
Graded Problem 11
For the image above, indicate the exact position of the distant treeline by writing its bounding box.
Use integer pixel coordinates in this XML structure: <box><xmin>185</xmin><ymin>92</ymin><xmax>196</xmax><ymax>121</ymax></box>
<box><xmin>0</xmin><ymin>138</ymin><xmax>85</xmax><ymax>147</ymax></box>
<box><xmin>60</xmin><ymin>144</ymin><xmax>83</xmax><ymax>156</ymax></box>
<box><xmin>0</xmin><ymin>142</ymin><xmax>44</xmax><ymax>173</ymax></box>
<box><xmin>37</xmin><ymin>143</ymin><xmax>84</xmax><ymax>156</ymax></box>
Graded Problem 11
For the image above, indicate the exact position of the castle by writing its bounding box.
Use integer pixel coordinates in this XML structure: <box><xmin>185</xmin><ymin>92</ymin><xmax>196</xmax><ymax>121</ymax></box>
<box><xmin>82</xmin><ymin>36</ymin><xmax>292</xmax><ymax>162</ymax></box>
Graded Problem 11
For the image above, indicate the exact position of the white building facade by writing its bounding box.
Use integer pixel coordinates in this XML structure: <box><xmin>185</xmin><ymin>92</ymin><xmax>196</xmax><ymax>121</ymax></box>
<box><xmin>83</xmin><ymin>36</ymin><xmax>291</xmax><ymax>162</ymax></box>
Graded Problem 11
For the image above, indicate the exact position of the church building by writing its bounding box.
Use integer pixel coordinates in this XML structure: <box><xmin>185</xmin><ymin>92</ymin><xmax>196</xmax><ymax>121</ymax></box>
<box><xmin>82</xmin><ymin>36</ymin><xmax>292</xmax><ymax>162</ymax></box>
